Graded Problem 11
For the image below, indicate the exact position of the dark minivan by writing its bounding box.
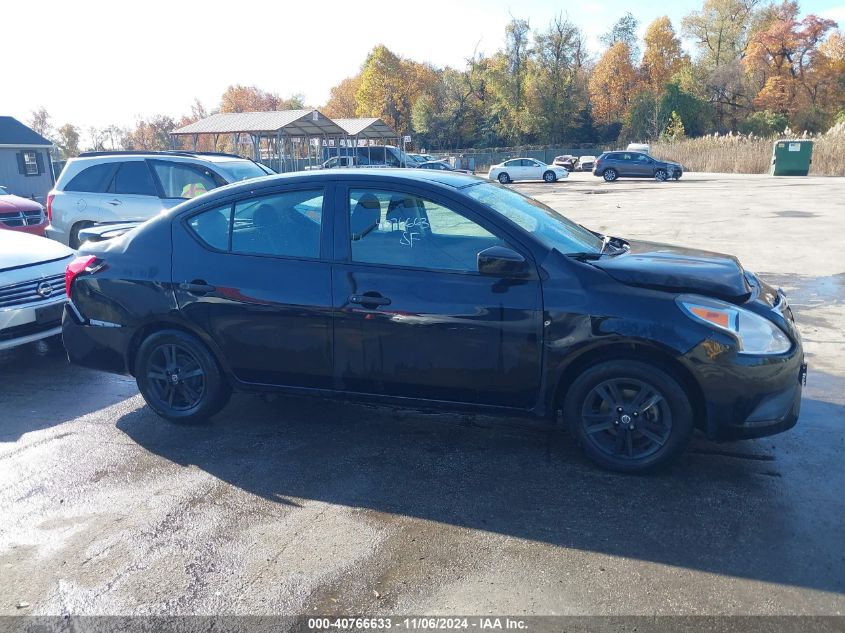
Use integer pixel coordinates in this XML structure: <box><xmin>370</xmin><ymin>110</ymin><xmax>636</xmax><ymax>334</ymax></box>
<box><xmin>593</xmin><ymin>151</ymin><xmax>683</xmax><ymax>182</ymax></box>
<box><xmin>62</xmin><ymin>170</ymin><xmax>805</xmax><ymax>472</ymax></box>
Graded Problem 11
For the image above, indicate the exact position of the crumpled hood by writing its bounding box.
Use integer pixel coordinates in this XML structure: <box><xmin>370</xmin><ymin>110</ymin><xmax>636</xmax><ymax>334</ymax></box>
<box><xmin>592</xmin><ymin>240</ymin><xmax>751</xmax><ymax>301</ymax></box>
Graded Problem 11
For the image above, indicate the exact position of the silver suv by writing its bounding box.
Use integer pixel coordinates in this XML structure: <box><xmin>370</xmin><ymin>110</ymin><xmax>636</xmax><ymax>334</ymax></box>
<box><xmin>47</xmin><ymin>151</ymin><xmax>272</xmax><ymax>247</ymax></box>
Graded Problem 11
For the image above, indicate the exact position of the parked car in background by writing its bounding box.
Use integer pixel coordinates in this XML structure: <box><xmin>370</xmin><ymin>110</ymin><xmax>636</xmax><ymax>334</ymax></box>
<box><xmin>417</xmin><ymin>160</ymin><xmax>474</xmax><ymax>175</ymax></box>
<box><xmin>62</xmin><ymin>169</ymin><xmax>804</xmax><ymax>473</ymax></box>
<box><xmin>488</xmin><ymin>158</ymin><xmax>569</xmax><ymax>183</ymax></box>
<box><xmin>626</xmin><ymin>143</ymin><xmax>651</xmax><ymax>154</ymax></box>
<box><xmin>552</xmin><ymin>155</ymin><xmax>578</xmax><ymax>171</ymax></box>
<box><xmin>593</xmin><ymin>151</ymin><xmax>683</xmax><ymax>182</ymax></box>
<box><xmin>577</xmin><ymin>155</ymin><xmax>597</xmax><ymax>171</ymax></box>
<box><xmin>0</xmin><ymin>230</ymin><xmax>73</xmax><ymax>351</ymax></box>
<box><xmin>46</xmin><ymin>151</ymin><xmax>270</xmax><ymax>248</ymax></box>
<box><xmin>0</xmin><ymin>185</ymin><xmax>47</xmax><ymax>236</ymax></box>
<box><xmin>306</xmin><ymin>156</ymin><xmax>360</xmax><ymax>170</ymax></box>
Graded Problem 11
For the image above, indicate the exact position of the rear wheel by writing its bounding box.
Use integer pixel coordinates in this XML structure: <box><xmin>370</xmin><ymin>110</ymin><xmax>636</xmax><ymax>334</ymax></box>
<box><xmin>69</xmin><ymin>221</ymin><xmax>94</xmax><ymax>249</ymax></box>
<box><xmin>135</xmin><ymin>330</ymin><xmax>231</xmax><ymax>424</ymax></box>
<box><xmin>655</xmin><ymin>169</ymin><xmax>668</xmax><ymax>182</ymax></box>
<box><xmin>543</xmin><ymin>170</ymin><xmax>557</xmax><ymax>183</ymax></box>
<box><xmin>602</xmin><ymin>168</ymin><xmax>618</xmax><ymax>182</ymax></box>
<box><xmin>564</xmin><ymin>360</ymin><xmax>694</xmax><ymax>473</ymax></box>
<box><xmin>497</xmin><ymin>172</ymin><xmax>511</xmax><ymax>184</ymax></box>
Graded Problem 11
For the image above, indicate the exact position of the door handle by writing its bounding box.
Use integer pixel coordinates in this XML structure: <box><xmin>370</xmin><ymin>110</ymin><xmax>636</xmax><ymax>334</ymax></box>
<box><xmin>180</xmin><ymin>280</ymin><xmax>216</xmax><ymax>295</ymax></box>
<box><xmin>107</xmin><ymin>199</ymin><xmax>122</xmax><ymax>206</ymax></box>
<box><xmin>349</xmin><ymin>293</ymin><xmax>391</xmax><ymax>308</ymax></box>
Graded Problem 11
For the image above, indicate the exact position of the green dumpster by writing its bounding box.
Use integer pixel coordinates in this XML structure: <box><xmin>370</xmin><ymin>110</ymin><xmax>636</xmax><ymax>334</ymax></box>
<box><xmin>771</xmin><ymin>139</ymin><xmax>813</xmax><ymax>176</ymax></box>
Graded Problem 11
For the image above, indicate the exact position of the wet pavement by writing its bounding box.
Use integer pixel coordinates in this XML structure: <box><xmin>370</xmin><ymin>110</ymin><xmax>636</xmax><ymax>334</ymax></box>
<box><xmin>0</xmin><ymin>172</ymin><xmax>843</xmax><ymax>617</ymax></box>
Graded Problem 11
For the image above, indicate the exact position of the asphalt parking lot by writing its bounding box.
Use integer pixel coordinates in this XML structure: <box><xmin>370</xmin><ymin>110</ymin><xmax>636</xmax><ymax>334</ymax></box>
<box><xmin>1</xmin><ymin>172</ymin><xmax>843</xmax><ymax>618</ymax></box>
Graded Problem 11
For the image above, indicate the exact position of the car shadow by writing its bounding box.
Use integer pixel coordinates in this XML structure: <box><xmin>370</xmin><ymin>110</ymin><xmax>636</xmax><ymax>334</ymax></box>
<box><xmin>0</xmin><ymin>342</ymin><xmax>137</xmax><ymax>441</ymax></box>
<box><xmin>116</xmin><ymin>369</ymin><xmax>845</xmax><ymax>596</ymax></box>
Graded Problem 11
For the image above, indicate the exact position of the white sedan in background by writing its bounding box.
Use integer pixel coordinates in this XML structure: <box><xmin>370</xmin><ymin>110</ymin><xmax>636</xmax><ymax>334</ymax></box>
<box><xmin>487</xmin><ymin>158</ymin><xmax>569</xmax><ymax>184</ymax></box>
<box><xmin>0</xmin><ymin>231</ymin><xmax>73</xmax><ymax>350</ymax></box>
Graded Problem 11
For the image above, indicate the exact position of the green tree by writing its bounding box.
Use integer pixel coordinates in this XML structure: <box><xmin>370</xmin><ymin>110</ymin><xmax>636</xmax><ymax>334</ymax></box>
<box><xmin>601</xmin><ymin>12</ymin><xmax>640</xmax><ymax>60</ymax></box>
<box><xmin>663</xmin><ymin>111</ymin><xmax>686</xmax><ymax>140</ymax></box>
<box><xmin>56</xmin><ymin>123</ymin><xmax>81</xmax><ymax>158</ymax></box>
<box><xmin>527</xmin><ymin>14</ymin><xmax>586</xmax><ymax>144</ymax></box>
<box><xmin>28</xmin><ymin>107</ymin><xmax>53</xmax><ymax>140</ymax></box>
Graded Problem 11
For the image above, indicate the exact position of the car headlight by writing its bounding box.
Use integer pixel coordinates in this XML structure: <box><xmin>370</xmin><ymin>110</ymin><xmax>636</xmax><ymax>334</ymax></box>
<box><xmin>676</xmin><ymin>294</ymin><xmax>791</xmax><ymax>355</ymax></box>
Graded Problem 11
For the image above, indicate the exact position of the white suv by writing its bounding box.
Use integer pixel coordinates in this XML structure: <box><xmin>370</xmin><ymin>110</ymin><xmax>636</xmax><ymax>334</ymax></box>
<box><xmin>46</xmin><ymin>151</ymin><xmax>272</xmax><ymax>247</ymax></box>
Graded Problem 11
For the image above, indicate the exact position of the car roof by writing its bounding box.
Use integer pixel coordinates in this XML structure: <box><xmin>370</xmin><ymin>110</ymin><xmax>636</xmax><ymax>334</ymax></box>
<box><xmin>70</xmin><ymin>152</ymin><xmax>252</xmax><ymax>165</ymax></box>
<box><xmin>186</xmin><ymin>169</ymin><xmax>485</xmax><ymax>208</ymax></box>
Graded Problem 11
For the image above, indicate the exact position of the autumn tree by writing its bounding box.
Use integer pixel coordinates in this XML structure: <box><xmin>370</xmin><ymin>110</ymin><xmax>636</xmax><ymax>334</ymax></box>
<box><xmin>356</xmin><ymin>45</ymin><xmax>438</xmax><ymax>136</ymax></box>
<box><xmin>323</xmin><ymin>75</ymin><xmax>363</xmax><ymax>118</ymax></box>
<box><xmin>641</xmin><ymin>17</ymin><xmax>690</xmax><ymax>92</ymax></box>
<box><xmin>744</xmin><ymin>3</ymin><xmax>838</xmax><ymax>128</ymax></box>
<box><xmin>220</xmin><ymin>85</ymin><xmax>305</xmax><ymax>112</ymax></box>
<box><xmin>589</xmin><ymin>42</ymin><xmax>638</xmax><ymax>125</ymax></box>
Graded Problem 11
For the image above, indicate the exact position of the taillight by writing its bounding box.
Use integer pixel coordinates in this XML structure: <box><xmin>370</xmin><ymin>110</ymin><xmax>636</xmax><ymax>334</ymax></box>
<box><xmin>65</xmin><ymin>256</ymin><xmax>99</xmax><ymax>297</ymax></box>
<box><xmin>46</xmin><ymin>194</ymin><xmax>55</xmax><ymax>224</ymax></box>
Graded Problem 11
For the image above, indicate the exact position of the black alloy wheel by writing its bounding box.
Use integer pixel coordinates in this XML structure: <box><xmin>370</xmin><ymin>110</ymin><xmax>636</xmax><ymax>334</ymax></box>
<box><xmin>564</xmin><ymin>360</ymin><xmax>694</xmax><ymax>472</ymax></box>
<box><xmin>135</xmin><ymin>330</ymin><xmax>231</xmax><ymax>423</ymax></box>
<box><xmin>603</xmin><ymin>168</ymin><xmax>618</xmax><ymax>182</ymax></box>
<box><xmin>498</xmin><ymin>172</ymin><xmax>511</xmax><ymax>184</ymax></box>
<box><xmin>543</xmin><ymin>170</ymin><xmax>557</xmax><ymax>183</ymax></box>
<box><xmin>655</xmin><ymin>169</ymin><xmax>668</xmax><ymax>182</ymax></box>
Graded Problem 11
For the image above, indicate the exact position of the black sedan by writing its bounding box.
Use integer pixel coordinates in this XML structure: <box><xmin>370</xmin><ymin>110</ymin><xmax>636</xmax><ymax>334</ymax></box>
<box><xmin>62</xmin><ymin>170</ymin><xmax>805</xmax><ymax>472</ymax></box>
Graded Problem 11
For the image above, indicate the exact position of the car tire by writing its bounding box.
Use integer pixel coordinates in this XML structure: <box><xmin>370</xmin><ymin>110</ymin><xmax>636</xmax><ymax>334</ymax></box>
<box><xmin>69</xmin><ymin>221</ymin><xmax>94</xmax><ymax>249</ymax></box>
<box><xmin>563</xmin><ymin>360</ymin><xmax>694</xmax><ymax>473</ymax></box>
<box><xmin>497</xmin><ymin>172</ymin><xmax>511</xmax><ymax>184</ymax></box>
<box><xmin>602</xmin><ymin>169</ymin><xmax>618</xmax><ymax>182</ymax></box>
<box><xmin>655</xmin><ymin>169</ymin><xmax>668</xmax><ymax>182</ymax></box>
<box><xmin>543</xmin><ymin>170</ymin><xmax>557</xmax><ymax>183</ymax></box>
<box><xmin>135</xmin><ymin>329</ymin><xmax>231</xmax><ymax>424</ymax></box>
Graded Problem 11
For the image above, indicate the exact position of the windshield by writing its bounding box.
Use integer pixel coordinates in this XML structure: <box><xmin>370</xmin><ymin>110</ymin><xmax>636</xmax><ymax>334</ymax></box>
<box><xmin>0</xmin><ymin>186</ymin><xmax>8</xmax><ymax>196</ymax></box>
<box><xmin>464</xmin><ymin>182</ymin><xmax>604</xmax><ymax>254</ymax></box>
<box><xmin>216</xmin><ymin>160</ymin><xmax>269</xmax><ymax>183</ymax></box>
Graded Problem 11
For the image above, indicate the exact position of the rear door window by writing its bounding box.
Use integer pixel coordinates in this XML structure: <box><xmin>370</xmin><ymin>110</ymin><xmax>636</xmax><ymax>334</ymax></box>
<box><xmin>230</xmin><ymin>189</ymin><xmax>324</xmax><ymax>259</ymax></box>
<box><xmin>111</xmin><ymin>161</ymin><xmax>158</xmax><ymax>196</ymax></box>
<box><xmin>64</xmin><ymin>163</ymin><xmax>118</xmax><ymax>193</ymax></box>
<box><xmin>150</xmin><ymin>160</ymin><xmax>221</xmax><ymax>199</ymax></box>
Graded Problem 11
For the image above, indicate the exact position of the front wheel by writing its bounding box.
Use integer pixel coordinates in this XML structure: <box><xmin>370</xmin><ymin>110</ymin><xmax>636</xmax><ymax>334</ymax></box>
<box><xmin>655</xmin><ymin>169</ymin><xmax>668</xmax><ymax>182</ymax></box>
<box><xmin>543</xmin><ymin>170</ymin><xmax>557</xmax><ymax>183</ymax></box>
<box><xmin>497</xmin><ymin>172</ymin><xmax>511</xmax><ymax>184</ymax></box>
<box><xmin>564</xmin><ymin>360</ymin><xmax>694</xmax><ymax>473</ymax></box>
<box><xmin>602</xmin><ymin>168</ymin><xmax>618</xmax><ymax>182</ymax></box>
<box><xmin>135</xmin><ymin>329</ymin><xmax>231</xmax><ymax>424</ymax></box>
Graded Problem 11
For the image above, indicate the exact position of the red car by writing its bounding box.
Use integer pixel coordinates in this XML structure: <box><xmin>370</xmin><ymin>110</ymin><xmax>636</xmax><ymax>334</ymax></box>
<box><xmin>0</xmin><ymin>186</ymin><xmax>47</xmax><ymax>236</ymax></box>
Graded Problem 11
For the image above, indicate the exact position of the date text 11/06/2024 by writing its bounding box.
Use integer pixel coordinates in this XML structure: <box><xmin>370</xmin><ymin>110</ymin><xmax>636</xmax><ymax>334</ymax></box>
<box><xmin>307</xmin><ymin>617</ymin><xmax>529</xmax><ymax>630</ymax></box>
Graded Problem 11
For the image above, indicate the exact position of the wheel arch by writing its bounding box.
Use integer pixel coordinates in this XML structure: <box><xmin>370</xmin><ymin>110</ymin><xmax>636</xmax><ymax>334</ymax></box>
<box><xmin>127</xmin><ymin>318</ymin><xmax>233</xmax><ymax>382</ymax></box>
<box><xmin>551</xmin><ymin>341</ymin><xmax>707</xmax><ymax>432</ymax></box>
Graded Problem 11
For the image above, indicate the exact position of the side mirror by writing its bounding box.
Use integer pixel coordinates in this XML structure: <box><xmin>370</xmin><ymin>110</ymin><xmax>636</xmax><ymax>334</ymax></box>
<box><xmin>477</xmin><ymin>245</ymin><xmax>530</xmax><ymax>278</ymax></box>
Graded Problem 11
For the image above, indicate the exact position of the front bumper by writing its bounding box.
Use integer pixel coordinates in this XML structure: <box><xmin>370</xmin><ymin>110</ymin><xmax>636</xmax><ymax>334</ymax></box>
<box><xmin>0</xmin><ymin>296</ymin><xmax>66</xmax><ymax>351</ymax></box>
<box><xmin>682</xmin><ymin>338</ymin><xmax>805</xmax><ymax>440</ymax></box>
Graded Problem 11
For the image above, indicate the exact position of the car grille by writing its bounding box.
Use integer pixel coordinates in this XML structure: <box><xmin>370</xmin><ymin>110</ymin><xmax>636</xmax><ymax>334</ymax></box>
<box><xmin>0</xmin><ymin>208</ymin><xmax>44</xmax><ymax>228</ymax></box>
<box><xmin>0</xmin><ymin>273</ymin><xmax>65</xmax><ymax>308</ymax></box>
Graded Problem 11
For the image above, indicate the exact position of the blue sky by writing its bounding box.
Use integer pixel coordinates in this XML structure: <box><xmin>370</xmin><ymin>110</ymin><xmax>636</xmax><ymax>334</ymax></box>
<box><xmin>5</xmin><ymin>0</ymin><xmax>844</xmax><ymax>134</ymax></box>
